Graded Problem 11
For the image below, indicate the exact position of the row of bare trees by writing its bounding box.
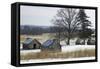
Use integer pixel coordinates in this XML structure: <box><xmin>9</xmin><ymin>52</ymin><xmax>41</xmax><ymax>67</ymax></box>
<box><xmin>51</xmin><ymin>8</ymin><xmax>93</xmax><ymax>45</ymax></box>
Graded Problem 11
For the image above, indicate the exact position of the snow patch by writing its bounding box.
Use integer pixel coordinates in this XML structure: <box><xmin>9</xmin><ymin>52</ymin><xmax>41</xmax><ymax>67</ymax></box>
<box><xmin>20</xmin><ymin>49</ymin><xmax>41</xmax><ymax>55</ymax></box>
<box><xmin>62</xmin><ymin>45</ymin><xmax>95</xmax><ymax>52</ymax></box>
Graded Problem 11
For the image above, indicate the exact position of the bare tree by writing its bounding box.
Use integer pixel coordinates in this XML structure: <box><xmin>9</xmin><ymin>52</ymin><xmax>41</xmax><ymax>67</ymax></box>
<box><xmin>52</xmin><ymin>8</ymin><xmax>81</xmax><ymax>45</ymax></box>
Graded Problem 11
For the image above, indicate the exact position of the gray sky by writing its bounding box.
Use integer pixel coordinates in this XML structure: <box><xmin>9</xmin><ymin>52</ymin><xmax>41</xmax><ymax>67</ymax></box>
<box><xmin>20</xmin><ymin>6</ymin><xmax>95</xmax><ymax>29</ymax></box>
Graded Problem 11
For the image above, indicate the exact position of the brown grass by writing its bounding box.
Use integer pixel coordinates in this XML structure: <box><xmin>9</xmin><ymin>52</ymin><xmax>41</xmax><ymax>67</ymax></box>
<box><xmin>20</xmin><ymin>49</ymin><xmax>95</xmax><ymax>60</ymax></box>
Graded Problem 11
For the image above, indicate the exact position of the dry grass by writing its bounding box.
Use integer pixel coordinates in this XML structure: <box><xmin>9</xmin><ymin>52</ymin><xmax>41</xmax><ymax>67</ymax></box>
<box><xmin>20</xmin><ymin>49</ymin><xmax>95</xmax><ymax>60</ymax></box>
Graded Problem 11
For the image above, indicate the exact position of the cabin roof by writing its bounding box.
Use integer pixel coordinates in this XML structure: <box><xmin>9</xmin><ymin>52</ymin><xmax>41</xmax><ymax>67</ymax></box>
<box><xmin>42</xmin><ymin>40</ymin><xmax>54</xmax><ymax>47</ymax></box>
<box><xmin>23</xmin><ymin>38</ymin><xmax>33</xmax><ymax>45</ymax></box>
<box><xmin>33</xmin><ymin>39</ymin><xmax>41</xmax><ymax>45</ymax></box>
<box><xmin>23</xmin><ymin>38</ymin><xmax>41</xmax><ymax>45</ymax></box>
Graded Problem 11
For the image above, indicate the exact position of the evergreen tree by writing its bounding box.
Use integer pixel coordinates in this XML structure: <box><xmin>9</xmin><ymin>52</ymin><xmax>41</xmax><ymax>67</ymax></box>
<box><xmin>77</xmin><ymin>9</ymin><xmax>92</xmax><ymax>44</ymax></box>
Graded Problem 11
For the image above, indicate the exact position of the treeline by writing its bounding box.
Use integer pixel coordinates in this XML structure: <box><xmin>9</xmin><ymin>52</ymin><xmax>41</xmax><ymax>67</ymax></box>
<box><xmin>20</xmin><ymin>25</ymin><xmax>94</xmax><ymax>36</ymax></box>
<box><xmin>20</xmin><ymin>25</ymin><xmax>63</xmax><ymax>35</ymax></box>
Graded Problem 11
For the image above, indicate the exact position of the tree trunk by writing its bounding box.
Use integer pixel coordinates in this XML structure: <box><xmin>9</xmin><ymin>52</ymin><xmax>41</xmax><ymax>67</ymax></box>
<box><xmin>83</xmin><ymin>39</ymin><xmax>85</xmax><ymax>45</ymax></box>
<box><xmin>67</xmin><ymin>37</ymin><xmax>70</xmax><ymax>45</ymax></box>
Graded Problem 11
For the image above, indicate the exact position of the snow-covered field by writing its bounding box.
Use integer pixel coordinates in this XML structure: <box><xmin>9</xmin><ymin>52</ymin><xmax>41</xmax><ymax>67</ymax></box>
<box><xmin>62</xmin><ymin>45</ymin><xmax>95</xmax><ymax>52</ymax></box>
<box><xmin>20</xmin><ymin>45</ymin><xmax>95</xmax><ymax>64</ymax></box>
<box><xmin>20</xmin><ymin>49</ymin><xmax>41</xmax><ymax>55</ymax></box>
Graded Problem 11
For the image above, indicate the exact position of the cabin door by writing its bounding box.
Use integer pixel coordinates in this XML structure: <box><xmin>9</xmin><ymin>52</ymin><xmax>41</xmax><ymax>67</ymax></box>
<box><xmin>33</xmin><ymin>44</ymin><xmax>36</xmax><ymax>49</ymax></box>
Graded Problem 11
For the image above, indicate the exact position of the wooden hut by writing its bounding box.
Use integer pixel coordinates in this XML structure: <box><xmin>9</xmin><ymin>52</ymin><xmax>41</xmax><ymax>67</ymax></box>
<box><xmin>22</xmin><ymin>38</ymin><xmax>41</xmax><ymax>50</ymax></box>
<box><xmin>41</xmin><ymin>39</ymin><xmax>61</xmax><ymax>51</ymax></box>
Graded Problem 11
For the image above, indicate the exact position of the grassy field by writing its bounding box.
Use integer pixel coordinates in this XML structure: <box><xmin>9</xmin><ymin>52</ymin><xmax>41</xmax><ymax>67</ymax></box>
<box><xmin>20</xmin><ymin>49</ymin><xmax>95</xmax><ymax>60</ymax></box>
<box><xmin>20</xmin><ymin>34</ymin><xmax>95</xmax><ymax>61</ymax></box>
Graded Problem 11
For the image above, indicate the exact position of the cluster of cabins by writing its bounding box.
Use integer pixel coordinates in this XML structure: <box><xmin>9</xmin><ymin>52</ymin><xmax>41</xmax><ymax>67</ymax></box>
<box><xmin>21</xmin><ymin>34</ymin><xmax>95</xmax><ymax>51</ymax></box>
<box><xmin>22</xmin><ymin>38</ymin><xmax>61</xmax><ymax>51</ymax></box>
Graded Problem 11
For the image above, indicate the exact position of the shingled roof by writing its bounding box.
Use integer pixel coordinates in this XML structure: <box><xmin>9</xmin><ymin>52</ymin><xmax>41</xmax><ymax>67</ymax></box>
<box><xmin>23</xmin><ymin>38</ymin><xmax>33</xmax><ymax>45</ymax></box>
<box><xmin>42</xmin><ymin>40</ymin><xmax>54</xmax><ymax>47</ymax></box>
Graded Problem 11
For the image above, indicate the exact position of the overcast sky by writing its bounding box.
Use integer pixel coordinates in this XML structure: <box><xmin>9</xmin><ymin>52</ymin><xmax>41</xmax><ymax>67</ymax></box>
<box><xmin>20</xmin><ymin>6</ymin><xmax>95</xmax><ymax>29</ymax></box>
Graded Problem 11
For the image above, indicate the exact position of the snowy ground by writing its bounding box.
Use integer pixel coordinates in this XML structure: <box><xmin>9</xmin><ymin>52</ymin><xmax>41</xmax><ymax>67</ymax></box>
<box><xmin>20</xmin><ymin>49</ymin><xmax>41</xmax><ymax>55</ymax></box>
<box><xmin>62</xmin><ymin>45</ymin><xmax>95</xmax><ymax>52</ymax></box>
<box><xmin>20</xmin><ymin>57</ymin><xmax>95</xmax><ymax>64</ymax></box>
<box><xmin>20</xmin><ymin>45</ymin><xmax>95</xmax><ymax>64</ymax></box>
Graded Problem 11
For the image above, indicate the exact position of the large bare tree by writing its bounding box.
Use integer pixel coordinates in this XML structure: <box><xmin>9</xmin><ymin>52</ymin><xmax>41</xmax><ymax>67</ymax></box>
<box><xmin>52</xmin><ymin>8</ymin><xmax>81</xmax><ymax>45</ymax></box>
